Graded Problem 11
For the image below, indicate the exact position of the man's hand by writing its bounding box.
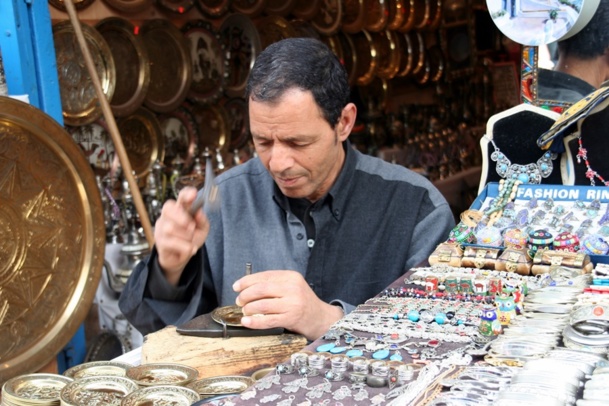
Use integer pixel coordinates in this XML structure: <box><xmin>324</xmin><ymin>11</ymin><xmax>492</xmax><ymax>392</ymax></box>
<box><xmin>233</xmin><ymin>270</ymin><xmax>344</xmax><ymax>340</ymax></box>
<box><xmin>154</xmin><ymin>187</ymin><xmax>210</xmax><ymax>286</ymax></box>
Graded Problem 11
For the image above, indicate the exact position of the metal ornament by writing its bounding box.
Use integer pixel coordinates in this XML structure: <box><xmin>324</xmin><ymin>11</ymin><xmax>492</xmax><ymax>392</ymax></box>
<box><xmin>311</xmin><ymin>0</ymin><xmax>343</xmax><ymax>35</ymax></box>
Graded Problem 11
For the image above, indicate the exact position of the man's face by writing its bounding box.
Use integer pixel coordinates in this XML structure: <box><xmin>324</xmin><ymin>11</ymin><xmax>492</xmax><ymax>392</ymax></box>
<box><xmin>249</xmin><ymin>89</ymin><xmax>351</xmax><ymax>202</ymax></box>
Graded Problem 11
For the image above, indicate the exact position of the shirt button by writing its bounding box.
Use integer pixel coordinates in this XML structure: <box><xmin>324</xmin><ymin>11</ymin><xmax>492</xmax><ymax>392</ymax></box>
<box><xmin>308</xmin><ymin>282</ymin><xmax>315</xmax><ymax>288</ymax></box>
<box><xmin>296</xmin><ymin>233</ymin><xmax>304</xmax><ymax>240</ymax></box>
<box><xmin>334</xmin><ymin>209</ymin><xmax>340</xmax><ymax>216</ymax></box>
<box><xmin>307</xmin><ymin>239</ymin><xmax>315</xmax><ymax>248</ymax></box>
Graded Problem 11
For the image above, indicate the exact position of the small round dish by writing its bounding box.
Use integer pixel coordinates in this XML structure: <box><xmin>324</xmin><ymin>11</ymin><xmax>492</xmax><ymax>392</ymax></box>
<box><xmin>251</xmin><ymin>367</ymin><xmax>275</xmax><ymax>381</ymax></box>
<box><xmin>121</xmin><ymin>385</ymin><xmax>200</xmax><ymax>406</ymax></box>
<box><xmin>187</xmin><ymin>375</ymin><xmax>255</xmax><ymax>397</ymax></box>
<box><xmin>126</xmin><ymin>363</ymin><xmax>199</xmax><ymax>387</ymax></box>
<box><xmin>63</xmin><ymin>360</ymin><xmax>133</xmax><ymax>380</ymax></box>
<box><xmin>211</xmin><ymin>305</ymin><xmax>245</xmax><ymax>327</ymax></box>
<box><xmin>2</xmin><ymin>373</ymin><xmax>73</xmax><ymax>404</ymax></box>
<box><xmin>59</xmin><ymin>375</ymin><xmax>138</xmax><ymax>405</ymax></box>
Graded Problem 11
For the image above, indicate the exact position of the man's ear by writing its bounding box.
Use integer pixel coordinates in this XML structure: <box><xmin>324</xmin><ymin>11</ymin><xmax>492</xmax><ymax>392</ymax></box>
<box><xmin>336</xmin><ymin>103</ymin><xmax>357</xmax><ymax>142</ymax></box>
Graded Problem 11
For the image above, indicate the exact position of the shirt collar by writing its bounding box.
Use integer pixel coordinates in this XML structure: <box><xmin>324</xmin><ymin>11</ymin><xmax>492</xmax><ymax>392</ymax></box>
<box><xmin>273</xmin><ymin>140</ymin><xmax>356</xmax><ymax>221</ymax></box>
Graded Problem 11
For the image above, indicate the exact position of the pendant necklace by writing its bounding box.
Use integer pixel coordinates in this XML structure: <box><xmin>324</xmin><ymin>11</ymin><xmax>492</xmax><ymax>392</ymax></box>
<box><xmin>576</xmin><ymin>134</ymin><xmax>609</xmax><ymax>186</ymax></box>
<box><xmin>485</xmin><ymin>135</ymin><xmax>556</xmax><ymax>184</ymax></box>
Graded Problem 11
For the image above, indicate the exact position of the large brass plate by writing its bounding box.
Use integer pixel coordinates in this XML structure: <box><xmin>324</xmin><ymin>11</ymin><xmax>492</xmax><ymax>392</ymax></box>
<box><xmin>63</xmin><ymin>360</ymin><xmax>133</xmax><ymax>379</ymax></box>
<box><xmin>141</xmin><ymin>19</ymin><xmax>193</xmax><ymax>113</ymax></box>
<box><xmin>126</xmin><ymin>363</ymin><xmax>198</xmax><ymax>386</ymax></box>
<box><xmin>190</xmin><ymin>103</ymin><xmax>230</xmax><ymax>153</ymax></box>
<box><xmin>0</xmin><ymin>98</ymin><xmax>105</xmax><ymax>384</ymax></box>
<box><xmin>311</xmin><ymin>0</ymin><xmax>343</xmax><ymax>35</ymax></box>
<box><xmin>66</xmin><ymin>119</ymin><xmax>119</xmax><ymax>177</ymax></box>
<box><xmin>352</xmin><ymin>30</ymin><xmax>378</xmax><ymax>86</ymax></box>
<box><xmin>59</xmin><ymin>375</ymin><xmax>138</xmax><ymax>405</ymax></box>
<box><xmin>95</xmin><ymin>17</ymin><xmax>150</xmax><ymax>118</ymax></box>
<box><xmin>220</xmin><ymin>13</ymin><xmax>262</xmax><ymax>98</ymax></box>
<box><xmin>122</xmin><ymin>385</ymin><xmax>200</xmax><ymax>405</ymax></box>
<box><xmin>53</xmin><ymin>20</ymin><xmax>116</xmax><ymax>127</ymax></box>
<box><xmin>2</xmin><ymin>373</ymin><xmax>72</xmax><ymax>403</ymax></box>
<box><xmin>158</xmin><ymin>105</ymin><xmax>199</xmax><ymax>170</ymax></box>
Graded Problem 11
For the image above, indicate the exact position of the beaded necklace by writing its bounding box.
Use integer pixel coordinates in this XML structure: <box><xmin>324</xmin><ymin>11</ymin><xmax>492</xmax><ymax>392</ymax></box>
<box><xmin>484</xmin><ymin>179</ymin><xmax>522</xmax><ymax>227</ymax></box>
<box><xmin>576</xmin><ymin>134</ymin><xmax>609</xmax><ymax>186</ymax></box>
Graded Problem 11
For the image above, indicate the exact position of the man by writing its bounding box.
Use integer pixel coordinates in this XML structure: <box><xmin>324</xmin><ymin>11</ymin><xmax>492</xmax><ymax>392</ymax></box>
<box><xmin>538</xmin><ymin>0</ymin><xmax>609</xmax><ymax>104</ymax></box>
<box><xmin>119</xmin><ymin>38</ymin><xmax>454</xmax><ymax>340</ymax></box>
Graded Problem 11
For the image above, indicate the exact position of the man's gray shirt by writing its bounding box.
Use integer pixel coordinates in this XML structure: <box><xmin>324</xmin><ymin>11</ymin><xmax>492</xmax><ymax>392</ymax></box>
<box><xmin>119</xmin><ymin>143</ymin><xmax>455</xmax><ymax>336</ymax></box>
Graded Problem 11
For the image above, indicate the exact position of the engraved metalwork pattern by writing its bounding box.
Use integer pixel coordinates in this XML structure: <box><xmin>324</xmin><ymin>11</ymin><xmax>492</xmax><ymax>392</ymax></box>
<box><xmin>190</xmin><ymin>104</ymin><xmax>230</xmax><ymax>153</ymax></box>
<box><xmin>122</xmin><ymin>385</ymin><xmax>200</xmax><ymax>406</ymax></box>
<box><xmin>365</xmin><ymin>0</ymin><xmax>389</xmax><ymax>32</ymax></box>
<box><xmin>373</xmin><ymin>29</ymin><xmax>400</xmax><ymax>80</ymax></box>
<box><xmin>159</xmin><ymin>105</ymin><xmax>199</xmax><ymax>170</ymax></box>
<box><xmin>220</xmin><ymin>14</ymin><xmax>262</xmax><ymax>98</ymax></box>
<box><xmin>211</xmin><ymin>304</ymin><xmax>245</xmax><ymax>326</ymax></box>
<box><xmin>67</xmin><ymin>120</ymin><xmax>118</xmax><ymax>176</ymax></box>
<box><xmin>96</xmin><ymin>17</ymin><xmax>150</xmax><ymax>118</ymax></box>
<box><xmin>0</xmin><ymin>98</ymin><xmax>104</xmax><ymax>384</ymax></box>
<box><xmin>141</xmin><ymin>19</ymin><xmax>193</xmax><ymax>113</ymax></box>
<box><xmin>60</xmin><ymin>375</ymin><xmax>138</xmax><ymax>406</ymax></box>
<box><xmin>182</xmin><ymin>20</ymin><xmax>228</xmax><ymax>104</ymax></box>
<box><xmin>2</xmin><ymin>373</ymin><xmax>72</xmax><ymax>401</ymax></box>
<box><xmin>352</xmin><ymin>30</ymin><xmax>378</xmax><ymax>86</ymax></box>
<box><xmin>311</xmin><ymin>0</ymin><xmax>342</xmax><ymax>35</ymax></box>
<box><xmin>126</xmin><ymin>363</ymin><xmax>199</xmax><ymax>387</ymax></box>
<box><xmin>53</xmin><ymin>21</ymin><xmax>116</xmax><ymax>127</ymax></box>
<box><xmin>187</xmin><ymin>375</ymin><xmax>255</xmax><ymax>395</ymax></box>
<box><xmin>63</xmin><ymin>360</ymin><xmax>133</xmax><ymax>379</ymax></box>
<box><xmin>117</xmin><ymin>107</ymin><xmax>164</xmax><ymax>181</ymax></box>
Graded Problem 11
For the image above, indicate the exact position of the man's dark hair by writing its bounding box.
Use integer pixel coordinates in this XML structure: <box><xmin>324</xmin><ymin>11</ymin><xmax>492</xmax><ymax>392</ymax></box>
<box><xmin>558</xmin><ymin>0</ymin><xmax>609</xmax><ymax>59</ymax></box>
<box><xmin>245</xmin><ymin>37</ymin><xmax>350</xmax><ymax>128</ymax></box>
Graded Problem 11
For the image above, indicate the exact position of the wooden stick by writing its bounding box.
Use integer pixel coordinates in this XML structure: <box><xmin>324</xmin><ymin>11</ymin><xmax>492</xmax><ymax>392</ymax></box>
<box><xmin>62</xmin><ymin>0</ymin><xmax>155</xmax><ymax>248</ymax></box>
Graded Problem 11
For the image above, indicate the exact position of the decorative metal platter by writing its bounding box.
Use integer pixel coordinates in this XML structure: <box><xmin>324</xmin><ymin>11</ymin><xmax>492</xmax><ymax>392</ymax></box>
<box><xmin>122</xmin><ymin>385</ymin><xmax>200</xmax><ymax>406</ymax></box>
<box><xmin>211</xmin><ymin>304</ymin><xmax>245</xmax><ymax>327</ymax></box>
<box><xmin>365</xmin><ymin>0</ymin><xmax>389</xmax><ymax>32</ymax></box>
<box><xmin>66</xmin><ymin>119</ymin><xmax>119</xmax><ymax>177</ymax></box>
<box><xmin>398</xmin><ymin>0</ymin><xmax>416</xmax><ymax>32</ymax></box>
<box><xmin>59</xmin><ymin>375</ymin><xmax>138</xmax><ymax>405</ymax></box>
<box><xmin>141</xmin><ymin>19</ymin><xmax>193</xmax><ymax>113</ymax></box>
<box><xmin>63</xmin><ymin>360</ymin><xmax>133</xmax><ymax>380</ymax></box>
<box><xmin>190</xmin><ymin>103</ymin><xmax>231</xmax><ymax>153</ymax></box>
<box><xmin>219</xmin><ymin>13</ymin><xmax>262</xmax><ymax>98</ymax></box>
<box><xmin>2</xmin><ymin>373</ymin><xmax>72</xmax><ymax>405</ymax></box>
<box><xmin>256</xmin><ymin>15</ymin><xmax>297</xmax><ymax>50</ymax></box>
<box><xmin>181</xmin><ymin>20</ymin><xmax>228</xmax><ymax>104</ymax></box>
<box><xmin>195</xmin><ymin>0</ymin><xmax>231</xmax><ymax>19</ymax></box>
<box><xmin>0</xmin><ymin>98</ymin><xmax>105</xmax><ymax>384</ymax></box>
<box><xmin>292</xmin><ymin>0</ymin><xmax>321</xmax><ymax>21</ymax></box>
<box><xmin>373</xmin><ymin>30</ymin><xmax>401</xmax><ymax>80</ymax></box>
<box><xmin>101</xmin><ymin>0</ymin><xmax>154</xmax><ymax>13</ymax></box>
<box><xmin>230</xmin><ymin>0</ymin><xmax>267</xmax><ymax>17</ymax></box>
<box><xmin>53</xmin><ymin>20</ymin><xmax>116</xmax><ymax>127</ymax></box>
<box><xmin>342</xmin><ymin>0</ymin><xmax>365</xmax><ymax>34</ymax></box>
<box><xmin>222</xmin><ymin>97</ymin><xmax>250</xmax><ymax>150</ymax></box>
<box><xmin>396</xmin><ymin>31</ymin><xmax>414</xmax><ymax>77</ymax></box>
<box><xmin>158</xmin><ymin>105</ymin><xmax>199</xmax><ymax>171</ymax></box>
<box><xmin>155</xmin><ymin>0</ymin><xmax>195</xmax><ymax>14</ymax></box>
<box><xmin>117</xmin><ymin>107</ymin><xmax>164</xmax><ymax>182</ymax></box>
<box><xmin>48</xmin><ymin>0</ymin><xmax>97</xmax><ymax>11</ymax></box>
<box><xmin>264</xmin><ymin>0</ymin><xmax>297</xmax><ymax>17</ymax></box>
<box><xmin>290</xmin><ymin>19</ymin><xmax>321</xmax><ymax>40</ymax></box>
<box><xmin>352</xmin><ymin>30</ymin><xmax>378</xmax><ymax>86</ymax></box>
<box><xmin>311</xmin><ymin>0</ymin><xmax>342</xmax><ymax>35</ymax></box>
<box><xmin>187</xmin><ymin>375</ymin><xmax>255</xmax><ymax>396</ymax></box>
<box><xmin>95</xmin><ymin>17</ymin><xmax>150</xmax><ymax>118</ymax></box>
<box><xmin>126</xmin><ymin>364</ymin><xmax>199</xmax><ymax>387</ymax></box>
<box><xmin>387</xmin><ymin>0</ymin><xmax>406</xmax><ymax>30</ymax></box>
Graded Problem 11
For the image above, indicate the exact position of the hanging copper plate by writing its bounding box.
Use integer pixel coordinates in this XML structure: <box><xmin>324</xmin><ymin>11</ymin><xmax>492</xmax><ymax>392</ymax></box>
<box><xmin>141</xmin><ymin>19</ymin><xmax>193</xmax><ymax>113</ymax></box>
<box><xmin>102</xmin><ymin>0</ymin><xmax>154</xmax><ymax>12</ymax></box>
<box><xmin>222</xmin><ymin>97</ymin><xmax>250</xmax><ymax>150</ymax></box>
<box><xmin>428</xmin><ymin>45</ymin><xmax>445</xmax><ymax>82</ymax></box>
<box><xmin>426</xmin><ymin>0</ymin><xmax>442</xmax><ymax>31</ymax></box>
<box><xmin>342</xmin><ymin>0</ymin><xmax>365</xmax><ymax>34</ymax></box>
<box><xmin>66</xmin><ymin>119</ymin><xmax>120</xmax><ymax>177</ymax></box>
<box><xmin>396</xmin><ymin>31</ymin><xmax>413</xmax><ymax>77</ymax></box>
<box><xmin>95</xmin><ymin>17</ymin><xmax>150</xmax><ymax>118</ymax></box>
<box><xmin>413</xmin><ymin>55</ymin><xmax>431</xmax><ymax>85</ymax></box>
<box><xmin>53</xmin><ymin>21</ymin><xmax>116</xmax><ymax>127</ymax></box>
<box><xmin>195</xmin><ymin>0</ymin><xmax>231</xmax><ymax>19</ymax></box>
<box><xmin>364</xmin><ymin>0</ymin><xmax>388</xmax><ymax>33</ymax></box>
<box><xmin>220</xmin><ymin>13</ymin><xmax>262</xmax><ymax>98</ymax></box>
<box><xmin>117</xmin><ymin>107</ymin><xmax>165</xmax><ymax>181</ymax></box>
<box><xmin>264</xmin><ymin>0</ymin><xmax>297</xmax><ymax>17</ymax></box>
<box><xmin>373</xmin><ymin>30</ymin><xmax>400</xmax><ymax>80</ymax></box>
<box><xmin>158</xmin><ymin>104</ymin><xmax>199</xmax><ymax>171</ymax></box>
<box><xmin>290</xmin><ymin>19</ymin><xmax>321</xmax><ymax>40</ymax></box>
<box><xmin>398</xmin><ymin>0</ymin><xmax>415</xmax><ymax>32</ymax></box>
<box><xmin>256</xmin><ymin>15</ymin><xmax>297</xmax><ymax>50</ymax></box>
<box><xmin>337</xmin><ymin>32</ymin><xmax>358</xmax><ymax>86</ymax></box>
<box><xmin>292</xmin><ymin>0</ymin><xmax>321</xmax><ymax>20</ymax></box>
<box><xmin>190</xmin><ymin>103</ymin><xmax>230</xmax><ymax>153</ymax></box>
<box><xmin>409</xmin><ymin>31</ymin><xmax>425</xmax><ymax>76</ymax></box>
<box><xmin>0</xmin><ymin>97</ymin><xmax>104</xmax><ymax>385</ymax></box>
<box><xmin>311</xmin><ymin>0</ymin><xmax>342</xmax><ymax>36</ymax></box>
<box><xmin>48</xmin><ymin>0</ymin><xmax>97</xmax><ymax>11</ymax></box>
<box><xmin>352</xmin><ymin>30</ymin><xmax>378</xmax><ymax>86</ymax></box>
<box><xmin>387</xmin><ymin>0</ymin><xmax>406</xmax><ymax>30</ymax></box>
<box><xmin>155</xmin><ymin>0</ymin><xmax>195</xmax><ymax>14</ymax></box>
<box><xmin>413</xmin><ymin>0</ymin><xmax>430</xmax><ymax>30</ymax></box>
<box><xmin>230</xmin><ymin>0</ymin><xmax>267</xmax><ymax>17</ymax></box>
<box><xmin>181</xmin><ymin>20</ymin><xmax>228</xmax><ymax>104</ymax></box>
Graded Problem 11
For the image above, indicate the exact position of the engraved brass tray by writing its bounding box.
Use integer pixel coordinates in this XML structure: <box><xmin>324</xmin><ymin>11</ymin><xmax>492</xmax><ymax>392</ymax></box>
<box><xmin>63</xmin><ymin>360</ymin><xmax>133</xmax><ymax>379</ymax></box>
<box><xmin>2</xmin><ymin>373</ymin><xmax>73</xmax><ymax>403</ymax></box>
<box><xmin>53</xmin><ymin>20</ymin><xmax>116</xmax><ymax>126</ymax></box>
<box><xmin>187</xmin><ymin>375</ymin><xmax>255</xmax><ymax>396</ymax></box>
<box><xmin>211</xmin><ymin>305</ymin><xmax>245</xmax><ymax>327</ymax></box>
<box><xmin>256</xmin><ymin>15</ymin><xmax>297</xmax><ymax>50</ymax></box>
<box><xmin>117</xmin><ymin>107</ymin><xmax>164</xmax><ymax>182</ymax></box>
<box><xmin>158</xmin><ymin>105</ymin><xmax>199</xmax><ymax>171</ymax></box>
<box><xmin>352</xmin><ymin>30</ymin><xmax>378</xmax><ymax>86</ymax></box>
<box><xmin>59</xmin><ymin>375</ymin><xmax>138</xmax><ymax>405</ymax></box>
<box><xmin>181</xmin><ymin>19</ymin><xmax>228</xmax><ymax>104</ymax></box>
<box><xmin>95</xmin><ymin>17</ymin><xmax>150</xmax><ymax>118</ymax></box>
<box><xmin>190</xmin><ymin>103</ymin><xmax>230</xmax><ymax>153</ymax></box>
<box><xmin>373</xmin><ymin>30</ymin><xmax>401</xmax><ymax>80</ymax></box>
<box><xmin>220</xmin><ymin>13</ymin><xmax>262</xmax><ymax>98</ymax></box>
<box><xmin>342</xmin><ymin>0</ymin><xmax>365</xmax><ymax>34</ymax></box>
<box><xmin>49</xmin><ymin>0</ymin><xmax>96</xmax><ymax>11</ymax></box>
<box><xmin>141</xmin><ymin>19</ymin><xmax>193</xmax><ymax>113</ymax></box>
<box><xmin>222</xmin><ymin>97</ymin><xmax>250</xmax><ymax>150</ymax></box>
<box><xmin>122</xmin><ymin>385</ymin><xmax>200</xmax><ymax>406</ymax></box>
<box><xmin>0</xmin><ymin>97</ymin><xmax>105</xmax><ymax>384</ymax></box>
<box><xmin>126</xmin><ymin>363</ymin><xmax>199</xmax><ymax>386</ymax></box>
<box><xmin>311</xmin><ymin>0</ymin><xmax>342</xmax><ymax>35</ymax></box>
<box><xmin>102</xmin><ymin>0</ymin><xmax>153</xmax><ymax>13</ymax></box>
<box><xmin>66</xmin><ymin>119</ymin><xmax>119</xmax><ymax>177</ymax></box>
<box><xmin>365</xmin><ymin>0</ymin><xmax>389</xmax><ymax>32</ymax></box>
